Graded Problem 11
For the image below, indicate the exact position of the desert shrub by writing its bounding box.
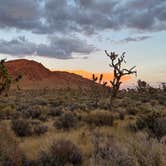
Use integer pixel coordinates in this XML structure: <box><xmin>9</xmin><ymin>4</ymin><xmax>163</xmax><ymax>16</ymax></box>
<box><xmin>119</xmin><ymin>113</ymin><xmax>125</xmax><ymax>120</ymax></box>
<box><xmin>141</xmin><ymin>97</ymin><xmax>151</xmax><ymax>103</ymax></box>
<box><xmin>11</xmin><ymin>119</ymin><xmax>32</xmax><ymax>137</ymax></box>
<box><xmin>90</xmin><ymin>131</ymin><xmax>166</xmax><ymax>166</ymax></box>
<box><xmin>39</xmin><ymin>114</ymin><xmax>47</xmax><ymax>122</ymax></box>
<box><xmin>25</xmin><ymin>108</ymin><xmax>41</xmax><ymax>119</ymax></box>
<box><xmin>118</xmin><ymin>110</ymin><xmax>126</xmax><ymax>120</ymax></box>
<box><xmin>90</xmin><ymin>132</ymin><xmax>133</xmax><ymax>166</ymax></box>
<box><xmin>49</xmin><ymin>106</ymin><xmax>64</xmax><ymax>117</ymax></box>
<box><xmin>18</xmin><ymin>105</ymin><xmax>44</xmax><ymax>119</ymax></box>
<box><xmin>12</xmin><ymin>118</ymin><xmax>49</xmax><ymax>137</ymax></box>
<box><xmin>33</xmin><ymin>98</ymin><xmax>48</xmax><ymax>106</ymax></box>
<box><xmin>150</xmin><ymin>100</ymin><xmax>158</xmax><ymax>106</ymax></box>
<box><xmin>30</xmin><ymin>109</ymin><xmax>41</xmax><ymax>119</ymax></box>
<box><xmin>31</xmin><ymin>120</ymin><xmax>40</xmax><ymax>126</ymax></box>
<box><xmin>97</xmin><ymin>99</ymin><xmax>110</xmax><ymax>110</ymax></box>
<box><xmin>78</xmin><ymin>103</ymin><xmax>89</xmax><ymax>111</ymax></box>
<box><xmin>153</xmin><ymin>118</ymin><xmax>166</xmax><ymax>138</ymax></box>
<box><xmin>126</xmin><ymin>106</ymin><xmax>139</xmax><ymax>115</ymax></box>
<box><xmin>129</xmin><ymin>133</ymin><xmax>166</xmax><ymax>166</ymax></box>
<box><xmin>130</xmin><ymin>112</ymin><xmax>166</xmax><ymax>138</ymax></box>
<box><xmin>84</xmin><ymin>110</ymin><xmax>114</xmax><ymax>127</ymax></box>
<box><xmin>33</xmin><ymin>125</ymin><xmax>48</xmax><ymax>136</ymax></box>
<box><xmin>126</xmin><ymin>122</ymin><xmax>138</xmax><ymax>132</ymax></box>
<box><xmin>67</xmin><ymin>103</ymin><xmax>79</xmax><ymax>112</ymax></box>
<box><xmin>49</xmin><ymin>99</ymin><xmax>64</xmax><ymax>107</ymax></box>
<box><xmin>161</xmin><ymin>83</ymin><xmax>166</xmax><ymax>92</ymax></box>
<box><xmin>135</xmin><ymin>112</ymin><xmax>161</xmax><ymax>130</ymax></box>
<box><xmin>16</xmin><ymin>104</ymin><xmax>28</xmax><ymax>117</ymax></box>
<box><xmin>38</xmin><ymin>139</ymin><xmax>82</xmax><ymax>166</ymax></box>
<box><xmin>158</xmin><ymin>95</ymin><xmax>166</xmax><ymax>106</ymax></box>
<box><xmin>0</xmin><ymin>106</ymin><xmax>19</xmax><ymax>120</ymax></box>
<box><xmin>54</xmin><ymin>112</ymin><xmax>76</xmax><ymax>130</ymax></box>
<box><xmin>160</xmin><ymin>136</ymin><xmax>166</xmax><ymax>144</ymax></box>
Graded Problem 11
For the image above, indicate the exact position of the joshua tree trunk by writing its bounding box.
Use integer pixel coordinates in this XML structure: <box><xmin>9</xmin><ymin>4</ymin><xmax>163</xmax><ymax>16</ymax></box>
<box><xmin>105</xmin><ymin>50</ymin><xmax>137</xmax><ymax>110</ymax></box>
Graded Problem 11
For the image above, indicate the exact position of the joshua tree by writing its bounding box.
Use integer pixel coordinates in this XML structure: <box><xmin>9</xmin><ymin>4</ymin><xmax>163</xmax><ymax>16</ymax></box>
<box><xmin>92</xmin><ymin>74</ymin><xmax>107</xmax><ymax>86</ymax></box>
<box><xmin>0</xmin><ymin>59</ymin><xmax>22</xmax><ymax>95</ymax></box>
<box><xmin>0</xmin><ymin>59</ymin><xmax>11</xmax><ymax>95</ymax></box>
<box><xmin>137</xmin><ymin>79</ymin><xmax>150</xmax><ymax>92</ymax></box>
<box><xmin>161</xmin><ymin>82</ymin><xmax>166</xmax><ymax>92</ymax></box>
<box><xmin>105</xmin><ymin>50</ymin><xmax>137</xmax><ymax>107</ymax></box>
<box><xmin>91</xmin><ymin>74</ymin><xmax>108</xmax><ymax>107</ymax></box>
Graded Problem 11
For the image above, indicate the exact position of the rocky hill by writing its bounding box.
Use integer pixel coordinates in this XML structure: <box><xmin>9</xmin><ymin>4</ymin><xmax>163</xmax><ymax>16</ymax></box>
<box><xmin>5</xmin><ymin>59</ymin><xmax>93</xmax><ymax>89</ymax></box>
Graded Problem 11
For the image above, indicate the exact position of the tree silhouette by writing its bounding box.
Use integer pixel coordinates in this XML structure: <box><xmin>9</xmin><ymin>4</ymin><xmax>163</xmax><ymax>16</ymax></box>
<box><xmin>105</xmin><ymin>50</ymin><xmax>137</xmax><ymax>107</ymax></box>
<box><xmin>0</xmin><ymin>59</ymin><xmax>22</xmax><ymax>95</ymax></box>
<box><xmin>0</xmin><ymin>59</ymin><xmax>11</xmax><ymax>95</ymax></box>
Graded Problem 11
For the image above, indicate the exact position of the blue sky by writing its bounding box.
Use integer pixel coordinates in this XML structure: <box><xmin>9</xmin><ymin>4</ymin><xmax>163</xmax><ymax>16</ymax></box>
<box><xmin>0</xmin><ymin>0</ymin><xmax>165</xmax><ymax>84</ymax></box>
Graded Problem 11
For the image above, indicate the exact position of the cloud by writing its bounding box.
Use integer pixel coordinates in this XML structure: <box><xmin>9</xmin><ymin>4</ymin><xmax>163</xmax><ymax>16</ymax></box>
<box><xmin>111</xmin><ymin>36</ymin><xmax>152</xmax><ymax>44</ymax></box>
<box><xmin>0</xmin><ymin>0</ymin><xmax>41</xmax><ymax>31</ymax></box>
<box><xmin>0</xmin><ymin>0</ymin><xmax>165</xmax><ymax>59</ymax></box>
<box><xmin>0</xmin><ymin>36</ymin><xmax>96</xmax><ymax>59</ymax></box>
<box><xmin>0</xmin><ymin>0</ymin><xmax>166</xmax><ymax>34</ymax></box>
<box><xmin>44</xmin><ymin>0</ymin><xmax>166</xmax><ymax>34</ymax></box>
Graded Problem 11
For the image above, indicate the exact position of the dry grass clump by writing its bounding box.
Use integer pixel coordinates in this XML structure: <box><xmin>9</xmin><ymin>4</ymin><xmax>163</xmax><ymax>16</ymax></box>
<box><xmin>54</xmin><ymin>112</ymin><xmax>77</xmax><ymax>130</ymax></box>
<box><xmin>84</xmin><ymin>110</ymin><xmax>114</xmax><ymax>127</ymax></box>
<box><xmin>90</xmin><ymin>131</ymin><xmax>166</xmax><ymax>166</ymax></box>
<box><xmin>0</xmin><ymin>106</ymin><xmax>19</xmax><ymax>120</ymax></box>
<box><xmin>0</xmin><ymin>124</ymin><xmax>24</xmax><ymax>165</ymax></box>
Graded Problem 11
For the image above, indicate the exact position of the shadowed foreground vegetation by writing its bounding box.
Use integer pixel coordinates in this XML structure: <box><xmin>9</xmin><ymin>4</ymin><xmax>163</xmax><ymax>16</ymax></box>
<box><xmin>0</xmin><ymin>84</ymin><xmax>166</xmax><ymax>166</ymax></box>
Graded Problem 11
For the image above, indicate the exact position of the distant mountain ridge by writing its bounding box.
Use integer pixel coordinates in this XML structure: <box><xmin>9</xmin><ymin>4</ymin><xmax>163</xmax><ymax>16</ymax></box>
<box><xmin>5</xmin><ymin>59</ymin><xmax>93</xmax><ymax>89</ymax></box>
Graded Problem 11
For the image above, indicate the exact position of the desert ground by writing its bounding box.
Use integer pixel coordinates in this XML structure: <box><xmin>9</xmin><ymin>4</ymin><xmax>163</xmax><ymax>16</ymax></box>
<box><xmin>0</xmin><ymin>84</ymin><xmax>166</xmax><ymax>166</ymax></box>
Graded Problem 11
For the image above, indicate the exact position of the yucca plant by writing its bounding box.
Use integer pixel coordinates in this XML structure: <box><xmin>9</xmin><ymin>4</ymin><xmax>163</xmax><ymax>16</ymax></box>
<box><xmin>91</xmin><ymin>73</ymin><xmax>108</xmax><ymax>108</ymax></box>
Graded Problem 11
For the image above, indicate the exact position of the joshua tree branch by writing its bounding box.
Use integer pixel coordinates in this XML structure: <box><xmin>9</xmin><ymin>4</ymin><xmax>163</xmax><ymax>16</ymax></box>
<box><xmin>105</xmin><ymin>50</ymin><xmax>137</xmax><ymax>108</ymax></box>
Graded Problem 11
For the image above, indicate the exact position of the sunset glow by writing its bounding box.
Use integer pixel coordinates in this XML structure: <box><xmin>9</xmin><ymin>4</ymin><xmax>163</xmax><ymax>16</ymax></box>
<box><xmin>67</xmin><ymin>70</ymin><xmax>131</xmax><ymax>84</ymax></box>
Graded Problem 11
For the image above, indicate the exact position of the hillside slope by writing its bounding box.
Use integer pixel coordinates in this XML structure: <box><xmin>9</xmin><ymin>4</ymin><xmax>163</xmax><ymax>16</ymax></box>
<box><xmin>5</xmin><ymin>59</ymin><xmax>93</xmax><ymax>89</ymax></box>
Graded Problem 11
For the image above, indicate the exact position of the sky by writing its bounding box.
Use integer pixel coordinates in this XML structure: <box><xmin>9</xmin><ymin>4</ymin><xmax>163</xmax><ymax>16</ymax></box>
<box><xmin>0</xmin><ymin>0</ymin><xmax>165</xmax><ymax>85</ymax></box>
